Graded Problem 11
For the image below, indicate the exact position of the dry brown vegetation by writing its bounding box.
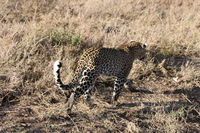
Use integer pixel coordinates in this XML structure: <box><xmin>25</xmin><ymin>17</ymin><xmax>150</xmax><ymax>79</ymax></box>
<box><xmin>0</xmin><ymin>0</ymin><xmax>200</xmax><ymax>132</ymax></box>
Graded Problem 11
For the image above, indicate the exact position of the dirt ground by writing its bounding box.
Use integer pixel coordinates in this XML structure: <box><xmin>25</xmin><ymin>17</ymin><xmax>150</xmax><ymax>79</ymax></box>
<box><xmin>1</xmin><ymin>59</ymin><xmax>200</xmax><ymax>133</ymax></box>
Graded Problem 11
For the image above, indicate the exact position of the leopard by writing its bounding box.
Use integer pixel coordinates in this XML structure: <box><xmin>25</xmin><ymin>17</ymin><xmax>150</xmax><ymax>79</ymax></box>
<box><xmin>53</xmin><ymin>40</ymin><xmax>147</xmax><ymax>113</ymax></box>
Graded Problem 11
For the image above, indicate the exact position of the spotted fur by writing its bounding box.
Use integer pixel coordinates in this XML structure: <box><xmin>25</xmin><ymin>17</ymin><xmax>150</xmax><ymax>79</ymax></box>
<box><xmin>53</xmin><ymin>41</ymin><xmax>147</xmax><ymax>113</ymax></box>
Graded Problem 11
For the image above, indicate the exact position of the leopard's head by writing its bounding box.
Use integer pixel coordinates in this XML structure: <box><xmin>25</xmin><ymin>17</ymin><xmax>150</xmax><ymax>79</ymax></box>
<box><xmin>118</xmin><ymin>40</ymin><xmax>147</xmax><ymax>60</ymax></box>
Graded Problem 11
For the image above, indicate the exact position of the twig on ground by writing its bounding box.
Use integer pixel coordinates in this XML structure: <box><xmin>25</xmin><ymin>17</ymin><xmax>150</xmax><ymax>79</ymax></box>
<box><xmin>181</xmin><ymin>93</ymin><xmax>200</xmax><ymax>116</ymax></box>
<box><xmin>66</xmin><ymin>113</ymin><xmax>80</xmax><ymax>132</ymax></box>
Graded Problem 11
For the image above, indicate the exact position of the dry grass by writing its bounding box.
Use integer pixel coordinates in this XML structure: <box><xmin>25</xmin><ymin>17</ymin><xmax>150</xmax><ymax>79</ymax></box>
<box><xmin>0</xmin><ymin>0</ymin><xmax>200</xmax><ymax>132</ymax></box>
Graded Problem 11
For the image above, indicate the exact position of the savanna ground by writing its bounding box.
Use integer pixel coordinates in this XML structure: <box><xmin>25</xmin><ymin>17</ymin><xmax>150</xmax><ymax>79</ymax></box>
<box><xmin>0</xmin><ymin>0</ymin><xmax>200</xmax><ymax>132</ymax></box>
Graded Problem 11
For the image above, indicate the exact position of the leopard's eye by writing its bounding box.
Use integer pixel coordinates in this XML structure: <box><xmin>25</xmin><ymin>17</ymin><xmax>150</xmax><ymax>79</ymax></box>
<box><xmin>143</xmin><ymin>43</ymin><xmax>148</xmax><ymax>48</ymax></box>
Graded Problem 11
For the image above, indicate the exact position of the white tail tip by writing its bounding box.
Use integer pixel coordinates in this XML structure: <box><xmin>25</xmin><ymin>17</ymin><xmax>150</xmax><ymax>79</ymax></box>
<box><xmin>53</xmin><ymin>60</ymin><xmax>62</xmax><ymax>73</ymax></box>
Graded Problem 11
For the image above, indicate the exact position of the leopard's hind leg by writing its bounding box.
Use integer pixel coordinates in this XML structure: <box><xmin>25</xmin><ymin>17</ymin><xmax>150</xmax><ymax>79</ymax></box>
<box><xmin>85</xmin><ymin>84</ymin><xmax>97</xmax><ymax>108</ymax></box>
<box><xmin>66</xmin><ymin>69</ymin><xmax>97</xmax><ymax>113</ymax></box>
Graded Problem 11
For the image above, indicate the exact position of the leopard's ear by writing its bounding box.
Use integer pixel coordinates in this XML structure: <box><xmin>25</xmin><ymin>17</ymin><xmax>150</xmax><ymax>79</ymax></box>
<box><xmin>143</xmin><ymin>43</ymin><xmax>148</xmax><ymax>48</ymax></box>
<box><xmin>130</xmin><ymin>40</ymin><xmax>135</xmax><ymax>43</ymax></box>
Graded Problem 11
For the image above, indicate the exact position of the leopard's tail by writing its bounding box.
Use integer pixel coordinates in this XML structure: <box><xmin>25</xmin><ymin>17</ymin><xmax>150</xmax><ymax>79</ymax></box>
<box><xmin>53</xmin><ymin>60</ymin><xmax>74</xmax><ymax>90</ymax></box>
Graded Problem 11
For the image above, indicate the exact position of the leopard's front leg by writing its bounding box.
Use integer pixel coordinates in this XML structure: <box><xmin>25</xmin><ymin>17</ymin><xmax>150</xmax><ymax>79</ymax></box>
<box><xmin>111</xmin><ymin>77</ymin><xmax>126</xmax><ymax>106</ymax></box>
<box><xmin>124</xmin><ymin>78</ymin><xmax>139</xmax><ymax>92</ymax></box>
